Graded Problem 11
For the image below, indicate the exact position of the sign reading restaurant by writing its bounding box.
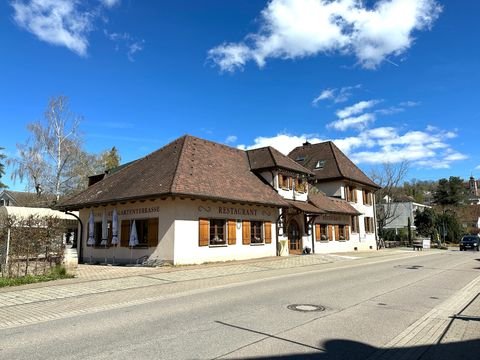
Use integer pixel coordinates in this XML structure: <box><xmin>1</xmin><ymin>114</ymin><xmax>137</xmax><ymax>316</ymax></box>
<box><xmin>218</xmin><ymin>206</ymin><xmax>258</xmax><ymax>216</ymax></box>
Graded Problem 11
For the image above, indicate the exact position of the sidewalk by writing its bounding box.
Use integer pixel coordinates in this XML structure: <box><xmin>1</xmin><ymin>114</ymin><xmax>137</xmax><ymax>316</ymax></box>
<box><xmin>367</xmin><ymin>272</ymin><xmax>480</xmax><ymax>360</ymax></box>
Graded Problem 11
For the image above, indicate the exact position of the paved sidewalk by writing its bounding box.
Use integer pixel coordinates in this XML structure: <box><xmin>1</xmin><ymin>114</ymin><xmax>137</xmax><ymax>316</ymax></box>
<box><xmin>368</xmin><ymin>273</ymin><xmax>480</xmax><ymax>360</ymax></box>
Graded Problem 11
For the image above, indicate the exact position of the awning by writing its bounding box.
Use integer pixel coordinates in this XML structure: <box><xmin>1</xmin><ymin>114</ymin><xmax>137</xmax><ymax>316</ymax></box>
<box><xmin>287</xmin><ymin>200</ymin><xmax>325</xmax><ymax>214</ymax></box>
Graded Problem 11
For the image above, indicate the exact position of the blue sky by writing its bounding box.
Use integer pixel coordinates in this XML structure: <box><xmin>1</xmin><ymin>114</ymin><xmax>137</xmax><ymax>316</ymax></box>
<box><xmin>1</xmin><ymin>0</ymin><xmax>479</xmax><ymax>191</ymax></box>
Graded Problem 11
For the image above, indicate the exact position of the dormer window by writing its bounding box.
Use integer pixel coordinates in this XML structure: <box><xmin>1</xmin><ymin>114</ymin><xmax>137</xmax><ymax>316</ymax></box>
<box><xmin>314</xmin><ymin>160</ymin><xmax>326</xmax><ymax>170</ymax></box>
<box><xmin>278</xmin><ymin>174</ymin><xmax>293</xmax><ymax>190</ymax></box>
<box><xmin>295</xmin><ymin>156</ymin><xmax>305</xmax><ymax>162</ymax></box>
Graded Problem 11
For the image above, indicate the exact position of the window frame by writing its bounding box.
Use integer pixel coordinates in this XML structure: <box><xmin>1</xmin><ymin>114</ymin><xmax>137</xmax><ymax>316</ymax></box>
<box><xmin>209</xmin><ymin>218</ymin><xmax>227</xmax><ymax>246</ymax></box>
<box><xmin>250</xmin><ymin>221</ymin><xmax>264</xmax><ymax>244</ymax></box>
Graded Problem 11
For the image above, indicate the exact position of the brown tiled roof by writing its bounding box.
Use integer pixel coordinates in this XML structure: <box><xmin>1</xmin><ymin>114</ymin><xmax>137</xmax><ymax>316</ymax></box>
<box><xmin>58</xmin><ymin>136</ymin><xmax>290</xmax><ymax>210</ymax></box>
<box><xmin>247</xmin><ymin>147</ymin><xmax>314</xmax><ymax>176</ymax></box>
<box><xmin>1</xmin><ymin>190</ymin><xmax>56</xmax><ymax>208</ymax></box>
<box><xmin>288</xmin><ymin>141</ymin><xmax>380</xmax><ymax>189</ymax></box>
<box><xmin>309</xmin><ymin>193</ymin><xmax>360</xmax><ymax>215</ymax></box>
<box><xmin>287</xmin><ymin>200</ymin><xmax>325</xmax><ymax>214</ymax></box>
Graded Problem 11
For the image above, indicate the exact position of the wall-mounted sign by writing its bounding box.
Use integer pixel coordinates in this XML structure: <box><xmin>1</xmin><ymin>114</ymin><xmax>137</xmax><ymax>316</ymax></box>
<box><xmin>218</xmin><ymin>206</ymin><xmax>258</xmax><ymax>216</ymax></box>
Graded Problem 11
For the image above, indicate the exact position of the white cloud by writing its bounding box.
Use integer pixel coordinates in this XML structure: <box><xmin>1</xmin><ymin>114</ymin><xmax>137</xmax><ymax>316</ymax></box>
<box><xmin>475</xmin><ymin>165</ymin><xmax>480</xmax><ymax>170</ymax></box>
<box><xmin>238</xmin><ymin>126</ymin><xmax>466</xmax><ymax>170</ymax></box>
<box><xmin>312</xmin><ymin>84</ymin><xmax>362</xmax><ymax>105</ymax></box>
<box><xmin>11</xmin><ymin>0</ymin><xmax>94</xmax><ymax>56</ymax></box>
<box><xmin>11</xmin><ymin>0</ymin><xmax>131</xmax><ymax>57</ymax></box>
<box><xmin>209</xmin><ymin>0</ymin><xmax>442</xmax><ymax>72</ymax></box>
<box><xmin>100</xmin><ymin>0</ymin><xmax>120</xmax><ymax>8</ymax></box>
<box><xmin>225</xmin><ymin>135</ymin><xmax>238</xmax><ymax>144</ymax></box>
<box><xmin>104</xmin><ymin>30</ymin><xmax>145</xmax><ymax>61</ymax></box>
<box><xmin>312</xmin><ymin>89</ymin><xmax>335</xmax><ymax>105</ymax></box>
<box><xmin>328</xmin><ymin>113</ymin><xmax>376</xmax><ymax>131</ymax></box>
<box><xmin>238</xmin><ymin>133</ymin><xmax>325</xmax><ymax>155</ymax></box>
<box><xmin>336</xmin><ymin>100</ymin><xmax>380</xmax><ymax>118</ymax></box>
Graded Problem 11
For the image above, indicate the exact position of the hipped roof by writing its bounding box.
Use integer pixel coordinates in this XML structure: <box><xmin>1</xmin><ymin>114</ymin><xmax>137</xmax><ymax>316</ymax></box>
<box><xmin>247</xmin><ymin>147</ymin><xmax>314</xmax><ymax>176</ymax></box>
<box><xmin>288</xmin><ymin>141</ymin><xmax>380</xmax><ymax>189</ymax></box>
<box><xmin>59</xmin><ymin>135</ymin><xmax>290</xmax><ymax>210</ymax></box>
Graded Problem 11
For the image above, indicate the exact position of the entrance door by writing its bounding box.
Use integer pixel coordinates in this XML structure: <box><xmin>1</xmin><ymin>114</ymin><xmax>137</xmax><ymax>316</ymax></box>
<box><xmin>288</xmin><ymin>220</ymin><xmax>302</xmax><ymax>254</ymax></box>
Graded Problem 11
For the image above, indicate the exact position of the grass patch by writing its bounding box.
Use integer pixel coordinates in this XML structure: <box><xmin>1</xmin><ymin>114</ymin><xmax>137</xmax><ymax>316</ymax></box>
<box><xmin>0</xmin><ymin>266</ymin><xmax>74</xmax><ymax>288</ymax></box>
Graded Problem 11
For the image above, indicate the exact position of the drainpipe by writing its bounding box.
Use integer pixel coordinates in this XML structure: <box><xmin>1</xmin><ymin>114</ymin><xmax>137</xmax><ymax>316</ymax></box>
<box><xmin>307</xmin><ymin>215</ymin><xmax>318</xmax><ymax>254</ymax></box>
<box><xmin>65</xmin><ymin>211</ymin><xmax>84</xmax><ymax>264</ymax></box>
<box><xmin>5</xmin><ymin>228</ymin><xmax>10</xmax><ymax>269</ymax></box>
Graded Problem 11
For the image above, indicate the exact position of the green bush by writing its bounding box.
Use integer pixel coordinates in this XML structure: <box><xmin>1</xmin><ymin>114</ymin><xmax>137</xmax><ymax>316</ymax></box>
<box><xmin>0</xmin><ymin>266</ymin><xmax>73</xmax><ymax>288</ymax></box>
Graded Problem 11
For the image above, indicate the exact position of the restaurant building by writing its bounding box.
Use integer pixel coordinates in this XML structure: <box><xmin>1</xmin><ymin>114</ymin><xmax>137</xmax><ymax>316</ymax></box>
<box><xmin>58</xmin><ymin>135</ymin><xmax>379</xmax><ymax>265</ymax></box>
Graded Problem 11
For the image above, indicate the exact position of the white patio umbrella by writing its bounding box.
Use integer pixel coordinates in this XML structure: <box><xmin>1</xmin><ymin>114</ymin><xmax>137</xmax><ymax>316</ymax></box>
<box><xmin>100</xmin><ymin>210</ymin><xmax>108</xmax><ymax>264</ymax></box>
<box><xmin>111</xmin><ymin>208</ymin><xmax>119</xmax><ymax>265</ymax></box>
<box><xmin>87</xmin><ymin>210</ymin><xmax>96</xmax><ymax>264</ymax></box>
<box><xmin>129</xmin><ymin>220</ymin><xmax>139</xmax><ymax>264</ymax></box>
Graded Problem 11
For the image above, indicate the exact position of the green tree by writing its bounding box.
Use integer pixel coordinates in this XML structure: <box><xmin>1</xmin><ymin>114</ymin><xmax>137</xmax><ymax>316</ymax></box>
<box><xmin>99</xmin><ymin>146</ymin><xmax>121</xmax><ymax>171</ymax></box>
<box><xmin>433</xmin><ymin>176</ymin><xmax>467</xmax><ymax>206</ymax></box>
<box><xmin>414</xmin><ymin>208</ymin><xmax>436</xmax><ymax>238</ymax></box>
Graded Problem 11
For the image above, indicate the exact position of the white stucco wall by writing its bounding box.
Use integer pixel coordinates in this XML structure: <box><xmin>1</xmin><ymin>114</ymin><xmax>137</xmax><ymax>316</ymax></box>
<box><xmin>77</xmin><ymin>198</ymin><xmax>279</xmax><ymax>265</ymax></box>
<box><xmin>173</xmin><ymin>199</ymin><xmax>278</xmax><ymax>265</ymax></box>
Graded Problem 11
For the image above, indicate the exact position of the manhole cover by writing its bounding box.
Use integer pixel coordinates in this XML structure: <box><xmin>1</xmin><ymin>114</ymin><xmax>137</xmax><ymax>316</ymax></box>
<box><xmin>287</xmin><ymin>304</ymin><xmax>325</xmax><ymax>312</ymax></box>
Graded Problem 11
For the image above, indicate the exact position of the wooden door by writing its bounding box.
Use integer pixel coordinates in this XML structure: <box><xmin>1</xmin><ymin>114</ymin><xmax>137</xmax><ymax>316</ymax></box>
<box><xmin>288</xmin><ymin>220</ymin><xmax>302</xmax><ymax>254</ymax></box>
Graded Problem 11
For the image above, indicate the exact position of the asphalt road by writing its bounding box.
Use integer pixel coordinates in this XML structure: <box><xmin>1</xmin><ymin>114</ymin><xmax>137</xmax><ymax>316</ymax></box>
<box><xmin>1</xmin><ymin>250</ymin><xmax>479</xmax><ymax>359</ymax></box>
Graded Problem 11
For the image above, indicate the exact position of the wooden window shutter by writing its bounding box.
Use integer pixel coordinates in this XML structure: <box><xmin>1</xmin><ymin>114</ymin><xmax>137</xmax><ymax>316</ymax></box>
<box><xmin>120</xmin><ymin>220</ymin><xmax>130</xmax><ymax>247</ymax></box>
<box><xmin>353</xmin><ymin>189</ymin><xmax>357</xmax><ymax>203</ymax></box>
<box><xmin>199</xmin><ymin>218</ymin><xmax>209</xmax><ymax>246</ymax></box>
<box><xmin>345</xmin><ymin>186</ymin><xmax>350</xmax><ymax>202</ymax></box>
<box><xmin>328</xmin><ymin>225</ymin><xmax>333</xmax><ymax>241</ymax></box>
<box><xmin>147</xmin><ymin>218</ymin><xmax>159</xmax><ymax>247</ymax></box>
<box><xmin>264</xmin><ymin>221</ymin><xmax>272</xmax><ymax>244</ymax></box>
<box><xmin>228</xmin><ymin>220</ymin><xmax>236</xmax><ymax>245</ymax></box>
<box><xmin>242</xmin><ymin>220</ymin><xmax>251</xmax><ymax>245</ymax></box>
<box><xmin>345</xmin><ymin>225</ymin><xmax>350</xmax><ymax>240</ymax></box>
<box><xmin>356</xmin><ymin>217</ymin><xmax>360</xmax><ymax>233</ymax></box>
<box><xmin>278</xmin><ymin>174</ymin><xmax>284</xmax><ymax>188</ymax></box>
<box><xmin>315</xmin><ymin>224</ymin><xmax>320</xmax><ymax>241</ymax></box>
<box><xmin>335</xmin><ymin>225</ymin><xmax>339</xmax><ymax>241</ymax></box>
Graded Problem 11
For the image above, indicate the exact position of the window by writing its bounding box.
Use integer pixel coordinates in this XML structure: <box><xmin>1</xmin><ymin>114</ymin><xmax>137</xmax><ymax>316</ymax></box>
<box><xmin>351</xmin><ymin>216</ymin><xmax>360</xmax><ymax>233</ymax></box>
<box><xmin>315</xmin><ymin>224</ymin><xmax>328</xmax><ymax>241</ymax></box>
<box><xmin>295</xmin><ymin>156</ymin><xmax>305</xmax><ymax>162</ymax></box>
<box><xmin>199</xmin><ymin>219</ymin><xmax>236</xmax><ymax>246</ymax></box>
<box><xmin>345</xmin><ymin>186</ymin><xmax>357</xmax><ymax>202</ymax></box>
<box><xmin>241</xmin><ymin>220</ymin><xmax>272</xmax><ymax>245</ymax></box>
<box><xmin>278</xmin><ymin>174</ymin><xmax>292</xmax><ymax>190</ymax></box>
<box><xmin>94</xmin><ymin>221</ymin><xmax>112</xmax><ymax>246</ymax></box>
<box><xmin>314</xmin><ymin>160</ymin><xmax>326</xmax><ymax>170</ymax></box>
<box><xmin>363</xmin><ymin>190</ymin><xmax>373</xmax><ymax>205</ymax></box>
<box><xmin>210</xmin><ymin>219</ymin><xmax>226</xmax><ymax>245</ymax></box>
<box><xmin>120</xmin><ymin>218</ymin><xmax>159</xmax><ymax>247</ymax></box>
<box><xmin>338</xmin><ymin>224</ymin><xmax>350</xmax><ymax>240</ymax></box>
<box><xmin>295</xmin><ymin>178</ymin><xmax>307</xmax><ymax>193</ymax></box>
<box><xmin>250</xmin><ymin>221</ymin><xmax>263</xmax><ymax>243</ymax></box>
<box><xmin>364</xmin><ymin>217</ymin><xmax>374</xmax><ymax>233</ymax></box>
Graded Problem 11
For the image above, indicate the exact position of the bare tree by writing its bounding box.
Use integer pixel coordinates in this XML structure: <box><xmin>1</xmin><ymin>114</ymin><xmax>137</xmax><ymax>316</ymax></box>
<box><xmin>370</xmin><ymin>161</ymin><xmax>410</xmax><ymax>237</ymax></box>
<box><xmin>0</xmin><ymin>147</ymin><xmax>7</xmax><ymax>189</ymax></box>
<box><xmin>9</xmin><ymin>96</ymin><xmax>87</xmax><ymax>200</ymax></box>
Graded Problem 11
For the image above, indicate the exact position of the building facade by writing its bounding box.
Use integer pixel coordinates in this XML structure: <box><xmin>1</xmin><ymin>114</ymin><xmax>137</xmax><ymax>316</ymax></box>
<box><xmin>59</xmin><ymin>135</ymin><xmax>380</xmax><ymax>265</ymax></box>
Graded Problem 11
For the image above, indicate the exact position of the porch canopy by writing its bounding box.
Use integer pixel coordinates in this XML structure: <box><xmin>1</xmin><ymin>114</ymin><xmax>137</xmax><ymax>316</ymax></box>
<box><xmin>287</xmin><ymin>200</ymin><xmax>325</xmax><ymax>215</ymax></box>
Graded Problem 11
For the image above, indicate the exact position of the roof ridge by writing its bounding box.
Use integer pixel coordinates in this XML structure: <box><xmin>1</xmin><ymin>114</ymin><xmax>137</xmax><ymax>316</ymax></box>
<box><xmin>169</xmin><ymin>135</ymin><xmax>189</xmax><ymax>192</ymax></box>
<box><xmin>329</xmin><ymin>141</ymin><xmax>344</xmax><ymax>178</ymax></box>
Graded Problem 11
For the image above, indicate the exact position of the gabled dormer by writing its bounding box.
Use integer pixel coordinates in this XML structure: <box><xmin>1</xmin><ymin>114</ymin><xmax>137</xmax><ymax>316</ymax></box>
<box><xmin>246</xmin><ymin>146</ymin><xmax>314</xmax><ymax>201</ymax></box>
<box><xmin>288</xmin><ymin>141</ymin><xmax>380</xmax><ymax>198</ymax></box>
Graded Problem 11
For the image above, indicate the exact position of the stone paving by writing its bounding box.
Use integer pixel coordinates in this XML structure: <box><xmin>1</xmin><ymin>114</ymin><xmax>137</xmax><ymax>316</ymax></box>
<box><xmin>367</xmin><ymin>273</ymin><xmax>480</xmax><ymax>360</ymax></box>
